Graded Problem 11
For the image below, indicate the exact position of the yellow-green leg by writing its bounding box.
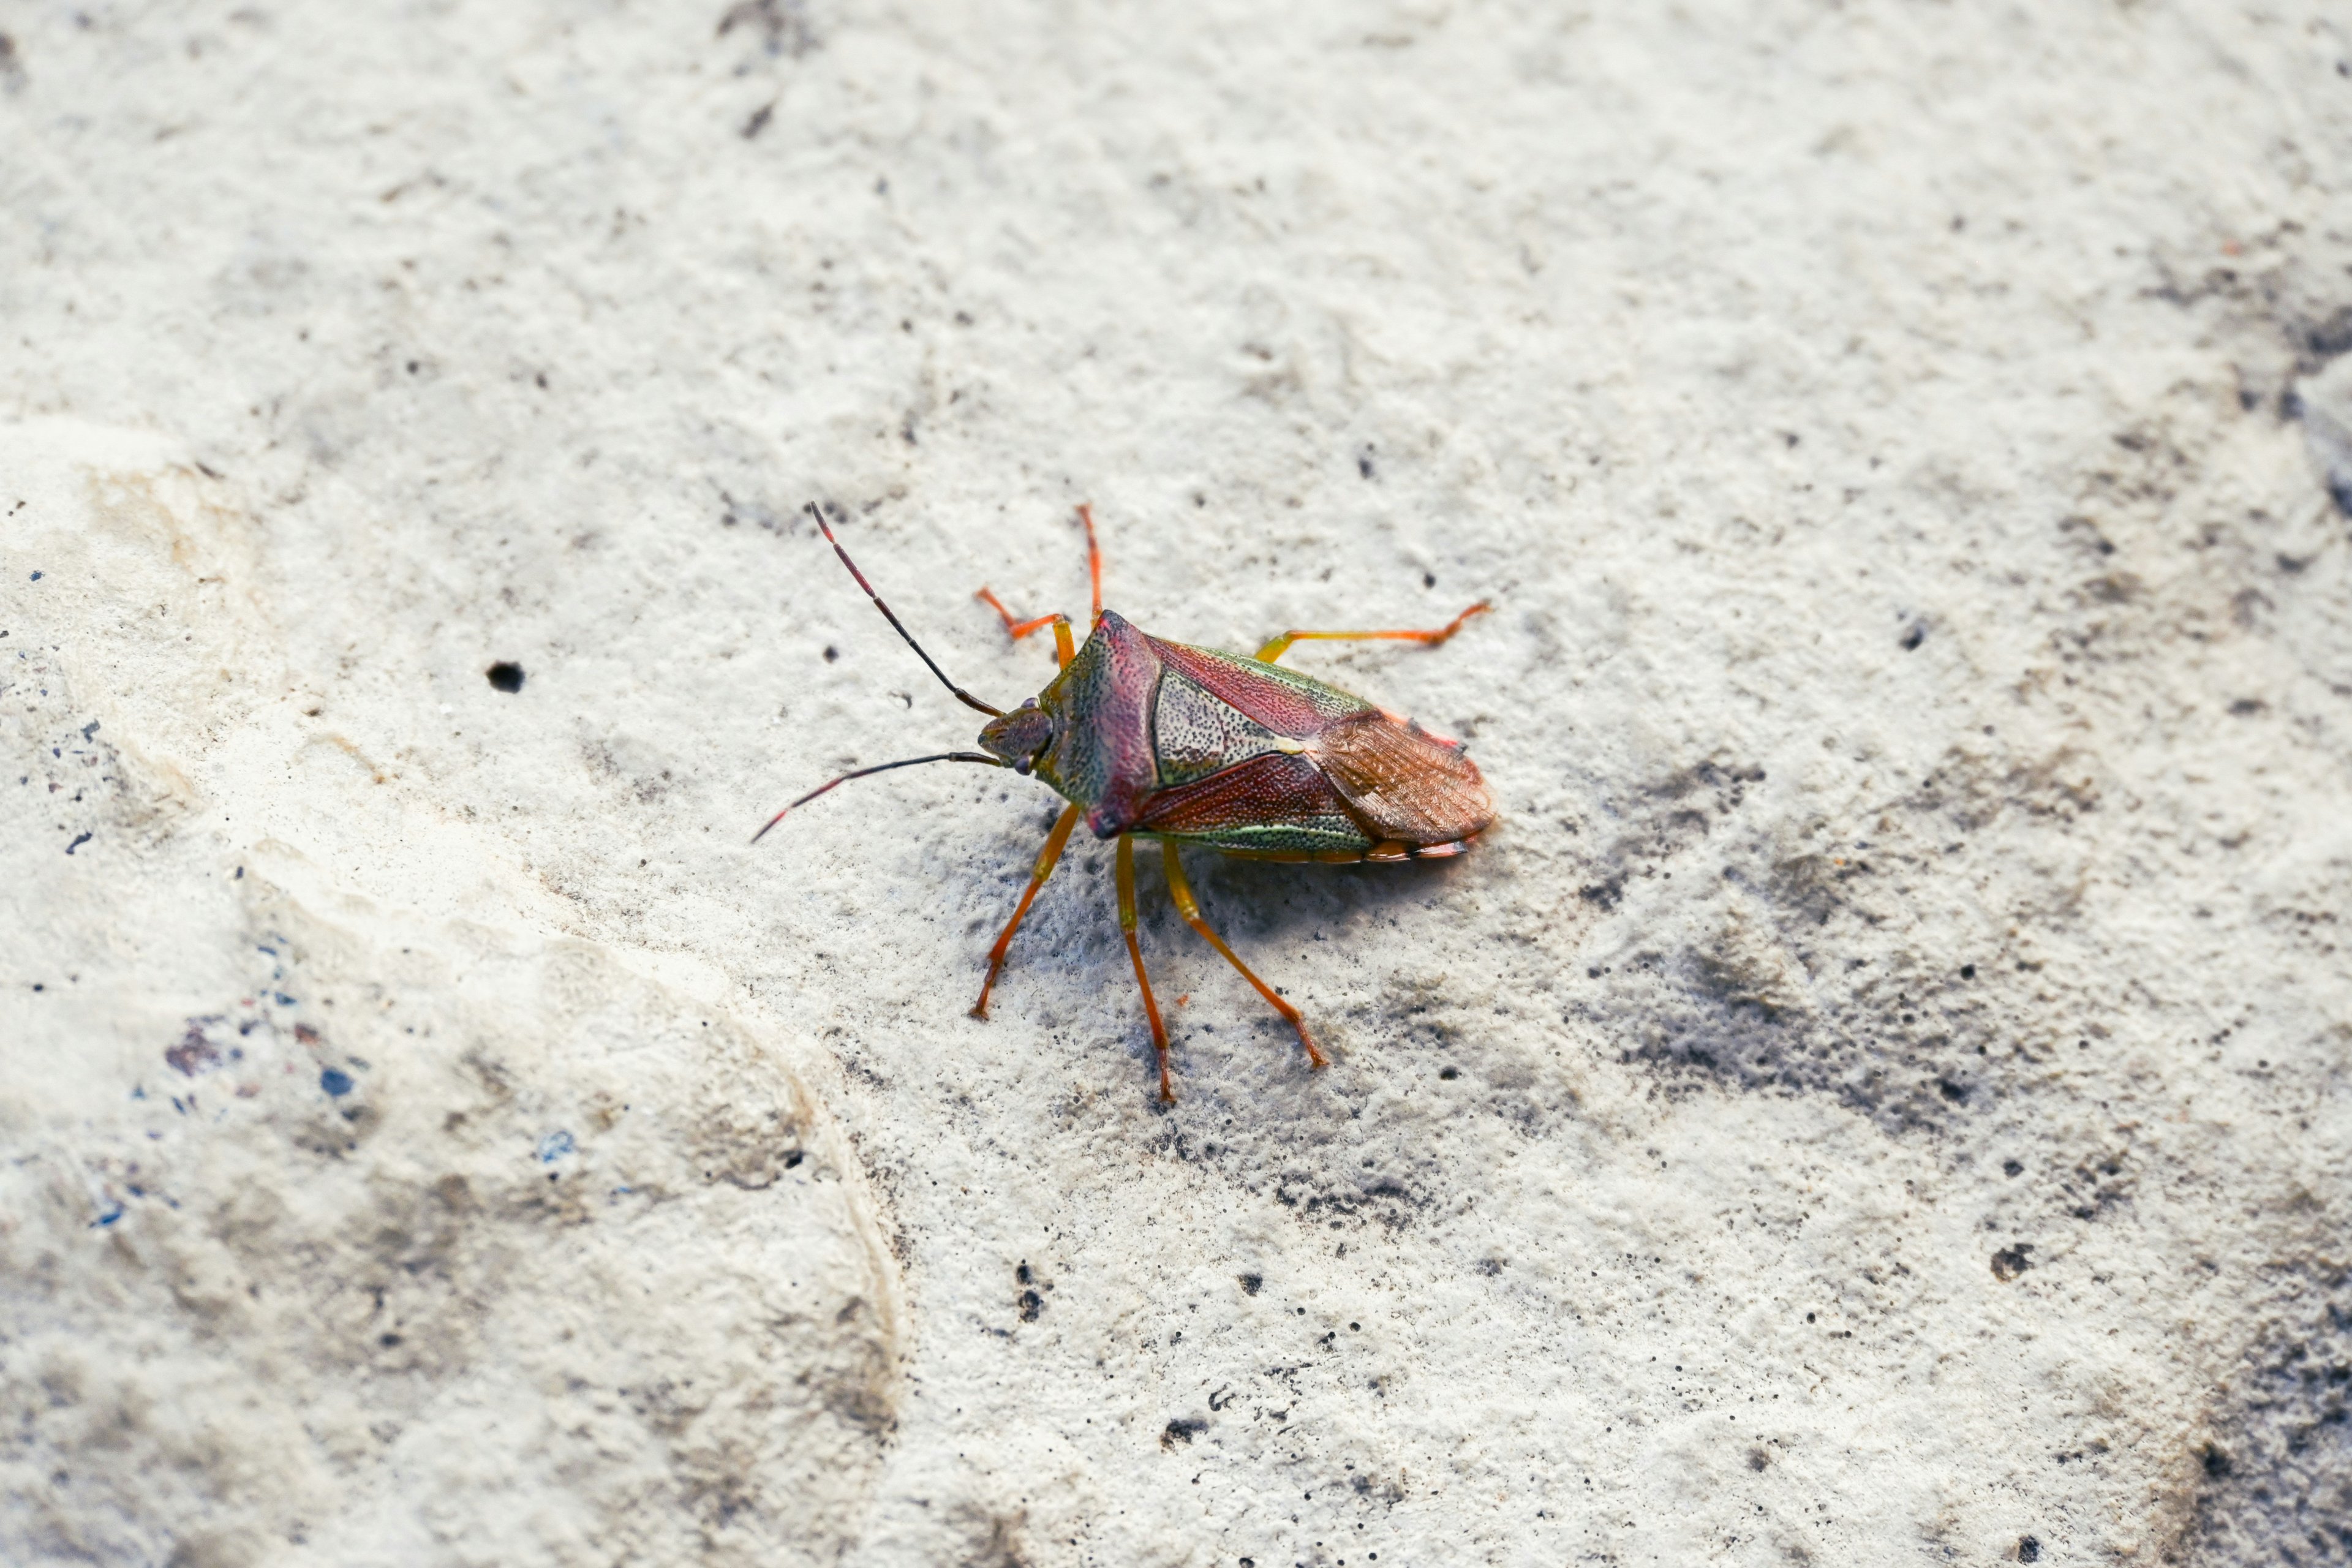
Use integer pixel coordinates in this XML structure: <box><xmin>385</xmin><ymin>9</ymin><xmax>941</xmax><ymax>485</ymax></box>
<box><xmin>1160</xmin><ymin>840</ymin><xmax>1327</xmax><ymax>1069</ymax></box>
<box><xmin>1115</xmin><ymin>834</ymin><xmax>1174</xmax><ymax>1102</ymax></box>
<box><xmin>971</xmin><ymin>802</ymin><xmax>1082</xmax><ymax>1019</ymax></box>
<box><xmin>1254</xmin><ymin>600</ymin><xmax>1490</xmax><ymax>665</ymax></box>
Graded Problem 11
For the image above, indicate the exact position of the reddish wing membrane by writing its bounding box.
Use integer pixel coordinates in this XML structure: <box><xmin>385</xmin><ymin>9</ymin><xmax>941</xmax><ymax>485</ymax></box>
<box><xmin>1306</xmin><ymin>709</ymin><xmax>1493</xmax><ymax>848</ymax></box>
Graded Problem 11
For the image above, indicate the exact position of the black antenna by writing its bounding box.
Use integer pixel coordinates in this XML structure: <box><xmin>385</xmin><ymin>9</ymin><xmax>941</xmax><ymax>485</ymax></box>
<box><xmin>753</xmin><ymin>752</ymin><xmax>1005</xmax><ymax>843</ymax></box>
<box><xmin>808</xmin><ymin>502</ymin><xmax>1004</xmax><ymax>718</ymax></box>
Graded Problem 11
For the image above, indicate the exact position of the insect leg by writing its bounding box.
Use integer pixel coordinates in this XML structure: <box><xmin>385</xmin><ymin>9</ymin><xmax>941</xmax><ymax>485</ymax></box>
<box><xmin>1115</xmin><ymin>834</ymin><xmax>1174</xmax><ymax>1102</ymax></box>
<box><xmin>1076</xmin><ymin>503</ymin><xmax>1102</xmax><ymax>627</ymax></box>
<box><xmin>1159</xmin><ymin>840</ymin><xmax>1329</xmax><ymax>1070</ymax></box>
<box><xmin>971</xmin><ymin>802</ymin><xmax>1083</xmax><ymax>1020</ymax></box>
<box><xmin>1253</xmin><ymin>600</ymin><xmax>1490</xmax><ymax>665</ymax></box>
<box><xmin>973</xmin><ymin>590</ymin><xmax>1079</xmax><ymax>669</ymax></box>
<box><xmin>975</xmin><ymin>589</ymin><xmax>1068</xmax><ymax>641</ymax></box>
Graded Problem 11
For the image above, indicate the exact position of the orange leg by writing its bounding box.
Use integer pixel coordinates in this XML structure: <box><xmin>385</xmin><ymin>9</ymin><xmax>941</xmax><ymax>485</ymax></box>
<box><xmin>973</xmin><ymin>590</ymin><xmax>1076</xmax><ymax>668</ymax></box>
<box><xmin>971</xmin><ymin>803</ymin><xmax>1082</xmax><ymax>1019</ymax></box>
<box><xmin>1254</xmin><ymin>600</ymin><xmax>1490</xmax><ymax>665</ymax></box>
<box><xmin>1160</xmin><ymin>841</ymin><xmax>1327</xmax><ymax>1069</ymax></box>
<box><xmin>976</xmin><ymin>587</ymin><xmax>1069</xmax><ymax>641</ymax></box>
<box><xmin>1076</xmin><ymin>503</ymin><xmax>1103</xmax><ymax>626</ymax></box>
<box><xmin>1115</xmin><ymin>834</ymin><xmax>1174</xmax><ymax>1102</ymax></box>
<box><xmin>977</xmin><ymin>505</ymin><xmax>1103</xmax><ymax>655</ymax></box>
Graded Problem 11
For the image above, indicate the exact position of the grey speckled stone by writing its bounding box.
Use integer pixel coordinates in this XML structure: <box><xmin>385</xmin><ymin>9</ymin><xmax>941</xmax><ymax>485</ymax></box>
<box><xmin>4</xmin><ymin>4</ymin><xmax>2350</xmax><ymax>1565</ymax></box>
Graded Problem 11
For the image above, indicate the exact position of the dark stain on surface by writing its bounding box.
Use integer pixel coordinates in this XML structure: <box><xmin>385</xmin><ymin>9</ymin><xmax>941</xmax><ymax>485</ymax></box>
<box><xmin>1269</xmin><ymin>1168</ymin><xmax>1420</xmax><ymax>1234</ymax></box>
<box><xmin>1585</xmin><ymin>745</ymin><xmax>2124</xmax><ymax>1135</ymax></box>
<box><xmin>167</xmin><ymin>1020</ymin><xmax>226</xmax><ymax>1076</ymax></box>
<box><xmin>716</xmin><ymin>0</ymin><xmax>818</xmax><ymax>58</ymax></box>
<box><xmin>1160</xmin><ymin>1417</ymin><xmax>1206</xmax><ymax>1448</ymax></box>
<box><xmin>2180</xmin><ymin>1261</ymin><xmax>2352</xmax><ymax>1563</ymax></box>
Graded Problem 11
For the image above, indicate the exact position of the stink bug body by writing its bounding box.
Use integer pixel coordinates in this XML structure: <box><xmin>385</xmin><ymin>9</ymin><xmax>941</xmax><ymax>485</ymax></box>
<box><xmin>761</xmin><ymin>503</ymin><xmax>1493</xmax><ymax>1102</ymax></box>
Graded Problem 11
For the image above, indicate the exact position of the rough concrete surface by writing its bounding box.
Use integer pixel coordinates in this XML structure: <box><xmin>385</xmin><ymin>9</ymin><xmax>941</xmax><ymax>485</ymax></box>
<box><xmin>4</xmin><ymin>4</ymin><xmax>2351</xmax><ymax>1565</ymax></box>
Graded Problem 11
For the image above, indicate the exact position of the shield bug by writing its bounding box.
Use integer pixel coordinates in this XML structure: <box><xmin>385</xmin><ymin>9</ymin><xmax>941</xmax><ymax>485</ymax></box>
<box><xmin>760</xmin><ymin>503</ymin><xmax>1493</xmax><ymax>1101</ymax></box>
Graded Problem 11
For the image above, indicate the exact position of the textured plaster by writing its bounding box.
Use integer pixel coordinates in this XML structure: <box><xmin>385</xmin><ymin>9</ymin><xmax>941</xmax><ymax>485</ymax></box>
<box><xmin>4</xmin><ymin>4</ymin><xmax>2351</xmax><ymax>1565</ymax></box>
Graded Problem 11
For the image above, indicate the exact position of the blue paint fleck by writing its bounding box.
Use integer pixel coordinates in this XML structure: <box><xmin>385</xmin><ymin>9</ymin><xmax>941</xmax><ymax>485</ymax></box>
<box><xmin>319</xmin><ymin>1068</ymin><xmax>355</xmax><ymax>1097</ymax></box>
<box><xmin>273</xmin><ymin>992</ymin><xmax>296</xmax><ymax>1006</ymax></box>
<box><xmin>65</xmin><ymin>831</ymin><xmax>91</xmax><ymax>854</ymax></box>
<box><xmin>91</xmin><ymin>1202</ymin><xmax>122</xmax><ymax>1228</ymax></box>
<box><xmin>538</xmin><ymin>1129</ymin><xmax>575</xmax><ymax>1163</ymax></box>
<box><xmin>29</xmin><ymin>571</ymin><xmax>42</xmax><ymax>581</ymax></box>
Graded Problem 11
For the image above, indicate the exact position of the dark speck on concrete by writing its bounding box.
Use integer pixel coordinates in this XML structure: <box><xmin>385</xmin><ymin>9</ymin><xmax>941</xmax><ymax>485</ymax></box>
<box><xmin>486</xmin><ymin>662</ymin><xmax>525</xmax><ymax>693</ymax></box>
<box><xmin>320</xmin><ymin>1067</ymin><xmax>355</xmax><ymax>1097</ymax></box>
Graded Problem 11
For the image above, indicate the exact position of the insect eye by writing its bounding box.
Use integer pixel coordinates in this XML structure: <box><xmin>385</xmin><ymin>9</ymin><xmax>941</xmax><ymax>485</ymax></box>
<box><xmin>1012</xmin><ymin>756</ymin><xmax>1033</xmax><ymax>775</ymax></box>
